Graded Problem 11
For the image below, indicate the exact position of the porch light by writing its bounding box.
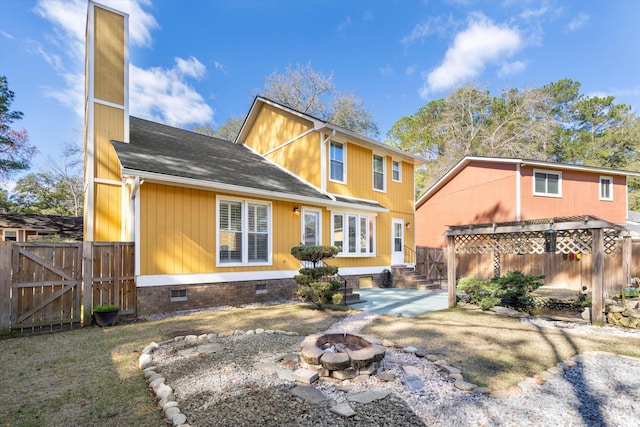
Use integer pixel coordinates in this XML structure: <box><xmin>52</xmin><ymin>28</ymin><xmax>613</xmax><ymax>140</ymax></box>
<box><xmin>293</xmin><ymin>206</ymin><xmax>300</xmax><ymax>215</ymax></box>
<box><xmin>406</xmin><ymin>222</ymin><xmax>411</xmax><ymax>228</ymax></box>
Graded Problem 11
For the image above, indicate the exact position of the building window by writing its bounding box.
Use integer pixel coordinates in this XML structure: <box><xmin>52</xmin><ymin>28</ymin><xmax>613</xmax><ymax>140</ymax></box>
<box><xmin>217</xmin><ymin>198</ymin><xmax>271</xmax><ymax>266</ymax></box>
<box><xmin>600</xmin><ymin>176</ymin><xmax>613</xmax><ymax>201</ymax></box>
<box><xmin>331</xmin><ymin>213</ymin><xmax>375</xmax><ymax>256</ymax></box>
<box><xmin>170</xmin><ymin>289</ymin><xmax>188</xmax><ymax>302</ymax></box>
<box><xmin>330</xmin><ymin>141</ymin><xmax>345</xmax><ymax>183</ymax></box>
<box><xmin>373</xmin><ymin>154</ymin><xmax>385</xmax><ymax>191</ymax></box>
<box><xmin>3</xmin><ymin>230</ymin><xmax>17</xmax><ymax>241</ymax></box>
<box><xmin>533</xmin><ymin>169</ymin><xmax>562</xmax><ymax>197</ymax></box>
<box><xmin>392</xmin><ymin>160</ymin><xmax>401</xmax><ymax>182</ymax></box>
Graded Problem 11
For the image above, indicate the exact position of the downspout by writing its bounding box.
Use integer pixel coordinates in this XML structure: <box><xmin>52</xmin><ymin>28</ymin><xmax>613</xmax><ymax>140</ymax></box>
<box><xmin>130</xmin><ymin>176</ymin><xmax>142</xmax><ymax>276</ymax></box>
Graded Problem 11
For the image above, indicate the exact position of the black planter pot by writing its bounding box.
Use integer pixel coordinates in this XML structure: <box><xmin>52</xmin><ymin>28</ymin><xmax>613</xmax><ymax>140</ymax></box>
<box><xmin>94</xmin><ymin>309</ymin><xmax>120</xmax><ymax>327</ymax></box>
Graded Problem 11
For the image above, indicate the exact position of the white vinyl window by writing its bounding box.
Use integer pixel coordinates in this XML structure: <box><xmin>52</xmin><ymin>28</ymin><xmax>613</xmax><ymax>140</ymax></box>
<box><xmin>331</xmin><ymin>212</ymin><xmax>375</xmax><ymax>257</ymax></box>
<box><xmin>373</xmin><ymin>154</ymin><xmax>385</xmax><ymax>191</ymax></box>
<box><xmin>533</xmin><ymin>169</ymin><xmax>562</xmax><ymax>197</ymax></box>
<box><xmin>392</xmin><ymin>160</ymin><xmax>401</xmax><ymax>182</ymax></box>
<box><xmin>599</xmin><ymin>176</ymin><xmax>613</xmax><ymax>201</ymax></box>
<box><xmin>329</xmin><ymin>141</ymin><xmax>345</xmax><ymax>183</ymax></box>
<box><xmin>217</xmin><ymin>197</ymin><xmax>271</xmax><ymax>266</ymax></box>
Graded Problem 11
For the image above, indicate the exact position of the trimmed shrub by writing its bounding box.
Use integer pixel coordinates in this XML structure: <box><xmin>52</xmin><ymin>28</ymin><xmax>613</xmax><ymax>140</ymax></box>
<box><xmin>291</xmin><ymin>245</ymin><xmax>342</xmax><ymax>309</ymax></box>
<box><xmin>457</xmin><ymin>277</ymin><xmax>500</xmax><ymax>310</ymax></box>
<box><xmin>491</xmin><ymin>270</ymin><xmax>544</xmax><ymax>305</ymax></box>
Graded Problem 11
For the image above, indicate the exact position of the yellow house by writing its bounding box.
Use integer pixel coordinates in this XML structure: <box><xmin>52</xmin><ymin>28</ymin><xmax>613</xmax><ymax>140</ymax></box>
<box><xmin>84</xmin><ymin>1</ymin><xmax>423</xmax><ymax>315</ymax></box>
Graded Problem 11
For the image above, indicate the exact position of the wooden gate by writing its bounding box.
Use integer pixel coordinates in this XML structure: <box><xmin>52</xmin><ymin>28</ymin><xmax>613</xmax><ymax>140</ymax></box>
<box><xmin>0</xmin><ymin>241</ymin><xmax>135</xmax><ymax>334</ymax></box>
<box><xmin>416</xmin><ymin>246</ymin><xmax>447</xmax><ymax>281</ymax></box>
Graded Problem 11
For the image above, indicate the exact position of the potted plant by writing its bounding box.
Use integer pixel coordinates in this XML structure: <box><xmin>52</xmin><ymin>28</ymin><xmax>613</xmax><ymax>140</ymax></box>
<box><xmin>93</xmin><ymin>304</ymin><xmax>120</xmax><ymax>327</ymax></box>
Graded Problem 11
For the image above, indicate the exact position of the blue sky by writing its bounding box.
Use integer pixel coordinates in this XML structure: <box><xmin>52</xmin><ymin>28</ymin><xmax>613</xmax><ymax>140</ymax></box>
<box><xmin>1</xmin><ymin>0</ymin><xmax>639</xmax><ymax>185</ymax></box>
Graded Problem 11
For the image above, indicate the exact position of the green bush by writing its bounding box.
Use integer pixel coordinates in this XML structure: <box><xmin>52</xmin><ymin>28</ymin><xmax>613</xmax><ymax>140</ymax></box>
<box><xmin>291</xmin><ymin>245</ymin><xmax>339</xmax><ymax>263</ymax></box>
<box><xmin>291</xmin><ymin>245</ymin><xmax>342</xmax><ymax>309</ymax></box>
<box><xmin>93</xmin><ymin>304</ymin><xmax>119</xmax><ymax>313</ymax></box>
<box><xmin>491</xmin><ymin>271</ymin><xmax>544</xmax><ymax>304</ymax></box>
<box><xmin>331</xmin><ymin>291</ymin><xmax>344</xmax><ymax>305</ymax></box>
<box><xmin>479</xmin><ymin>296</ymin><xmax>502</xmax><ymax>311</ymax></box>
<box><xmin>457</xmin><ymin>277</ymin><xmax>500</xmax><ymax>308</ymax></box>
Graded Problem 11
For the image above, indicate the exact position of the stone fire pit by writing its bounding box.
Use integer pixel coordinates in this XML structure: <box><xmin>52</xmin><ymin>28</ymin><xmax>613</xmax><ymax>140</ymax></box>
<box><xmin>299</xmin><ymin>333</ymin><xmax>386</xmax><ymax>380</ymax></box>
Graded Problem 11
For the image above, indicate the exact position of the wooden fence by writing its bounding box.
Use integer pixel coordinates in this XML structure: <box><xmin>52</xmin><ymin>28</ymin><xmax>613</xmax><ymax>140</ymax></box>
<box><xmin>0</xmin><ymin>241</ymin><xmax>135</xmax><ymax>334</ymax></box>
<box><xmin>453</xmin><ymin>240</ymin><xmax>640</xmax><ymax>295</ymax></box>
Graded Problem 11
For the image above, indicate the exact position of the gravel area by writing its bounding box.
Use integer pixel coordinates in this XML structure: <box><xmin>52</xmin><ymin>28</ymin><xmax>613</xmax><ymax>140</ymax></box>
<box><xmin>149</xmin><ymin>311</ymin><xmax>640</xmax><ymax>427</ymax></box>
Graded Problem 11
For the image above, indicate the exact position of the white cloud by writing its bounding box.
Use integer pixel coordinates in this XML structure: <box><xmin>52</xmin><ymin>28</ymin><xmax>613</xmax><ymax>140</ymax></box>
<box><xmin>1</xmin><ymin>31</ymin><xmax>15</xmax><ymax>39</ymax></box>
<box><xmin>213</xmin><ymin>61</ymin><xmax>229</xmax><ymax>74</ymax></box>
<box><xmin>130</xmin><ymin>60</ymin><xmax>214</xmax><ymax>127</ymax></box>
<box><xmin>566</xmin><ymin>12</ymin><xmax>589</xmax><ymax>32</ymax></box>
<box><xmin>419</xmin><ymin>13</ymin><xmax>523</xmax><ymax>98</ymax></box>
<box><xmin>32</xmin><ymin>0</ymin><xmax>214</xmax><ymax>126</ymax></box>
<box><xmin>519</xmin><ymin>7</ymin><xmax>548</xmax><ymax>20</ymax></box>
<box><xmin>401</xmin><ymin>15</ymin><xmax>454</xmax><ymax>46</ymax></box>
<box><xmin>498</xmin><ymin>60</ymin><xmax>526</xmax><ymax>77</ymax></box>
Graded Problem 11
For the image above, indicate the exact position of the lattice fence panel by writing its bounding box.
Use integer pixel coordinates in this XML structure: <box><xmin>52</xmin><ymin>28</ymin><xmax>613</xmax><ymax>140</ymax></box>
<box><xmin>556</xmin><ymin>230</ymin><xmax>592</xmax><ymax>254</ymax></box>
<box><xmin>453</xmin><ymin>228</ymin><xmax>622</xmax><ymax>255</ymax></box>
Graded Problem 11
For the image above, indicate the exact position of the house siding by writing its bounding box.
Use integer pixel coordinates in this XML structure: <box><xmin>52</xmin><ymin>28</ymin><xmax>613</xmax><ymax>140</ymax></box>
<box><xmin>520</xmin><ymin>167</ymin><xmax>627</xmax><ymax>222</ymax></box>
<box><xmin>416</xmin><ymin>160</ymin><xmax>518</xmax><ymax>247</ymax></box>
<box><xmin>243</xmin><ymin>103</ymin><xmax>321</xmax><ymax>188</ymax></box>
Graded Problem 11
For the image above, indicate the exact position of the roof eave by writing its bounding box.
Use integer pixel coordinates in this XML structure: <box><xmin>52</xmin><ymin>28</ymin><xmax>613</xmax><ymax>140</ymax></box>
<box><xmin>120</xmin><ymin>168</ymin><xmax>388</xmax><ymax>212</ymax></box>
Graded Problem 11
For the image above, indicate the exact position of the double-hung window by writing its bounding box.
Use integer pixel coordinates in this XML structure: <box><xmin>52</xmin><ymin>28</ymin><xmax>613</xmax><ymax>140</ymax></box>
<box><xmin>373</xmin><ymin>154</ymin><xmax>385</xmax><ymax>191</ymax></box>
<box><xmin>218</xmin><ymin>198</ymin><xmax>271</xmax><ymax>266</ymax></box>
<box><xmin>331</xmin><ymin>212</ymin><xmax>375</xmax><ymax>256</ymax></box>
<box><xmin>330</xmin><ymin>141</ymin><xmax>345</xmax><ymax>183</ymax></box>
<box><xmin>599</xmin><ymin>176</ymin><xmax>613</xmax><ymax>201</ymax></box>
<box><xmin>533</xmin><ymin>169</ymin><xmax>561</xmax><ymax>197</ymax></box>
<box><xmin>392</xmin><ymin>160</ymin><xmax>401</xmax><ymax>182</ymax></box>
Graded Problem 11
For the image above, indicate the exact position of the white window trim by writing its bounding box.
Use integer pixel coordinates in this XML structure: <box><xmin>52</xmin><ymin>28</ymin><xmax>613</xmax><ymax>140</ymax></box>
<box><xmin>391</xmin><ymin>159</ymin><xmax>402</xmax><ymax>183</ymax></box>
<box><xmin>533</xmin><ymin>169</ymin><xmax>562</xmax><ymax>198</ymax></box>
<box><xmin>329</xmin><ymin>141</ymin><xmax>347</xmax><ymax>184</ymax></box>
<box><xmin>301</xmin><ymin>207</ymin><xmax>322</xmax><ymax>246</ymax></box>
<box><xmin>599</xmin><ymin>176</ymin><xmax>613</xmax><ymax>201</ymax></box>
<box><xmin>216</xmin><ymin>196</ymin><xmax>272</xmax><ymax>267</ymax></box>
<box><xmin>373</xmin><ymin>153</ymin><xmax>386</xmax><ymax>192</ymax></box>
<box><xmin>330</xmin><ymin>212</ymin><xmax>376</xmax><ymax>258</ymax></box>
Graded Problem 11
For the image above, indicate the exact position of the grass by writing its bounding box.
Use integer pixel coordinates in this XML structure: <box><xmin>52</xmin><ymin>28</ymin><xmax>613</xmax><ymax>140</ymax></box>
<box><xmin>361</xmin><ymin>307</ymin><xmax>640</xmax><ymax>390</ymax></box>
<box><xmin>0</xmin><ymin>304</ymin><xmax>348</xmax><ymax>427</ymax></box>
<box><xmin>2</xmin><ymin>303</ymin><xmax>639</xmax><ymax>426</ymax></box>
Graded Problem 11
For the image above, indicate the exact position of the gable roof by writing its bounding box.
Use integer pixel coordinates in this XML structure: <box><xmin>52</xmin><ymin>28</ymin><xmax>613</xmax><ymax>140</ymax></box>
<box><xmin>113</xmin><ymin>117</ymin><xmax>387</xmax><ymax>211</ymax></box>
<box><xmin>0</xmin><ymin>213</ymin><xmax>83</xmax><ymax>240</ymax></box>
<box><xmin>416</xmin><ymin>156</ymin><xmax>640</xmax><ymax>209</ymax></box>
<box><xmin>236</xmin><ymin>96</ymin><xmax>425</xmax><ymax>165</ymax></box>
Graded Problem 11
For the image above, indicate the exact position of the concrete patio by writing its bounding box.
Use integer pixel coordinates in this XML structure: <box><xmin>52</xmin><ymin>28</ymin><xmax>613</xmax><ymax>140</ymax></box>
<box><xmin>351</xmin><ymin>288</ymin><xmax>448</xmax><ymax>317</ymax></box>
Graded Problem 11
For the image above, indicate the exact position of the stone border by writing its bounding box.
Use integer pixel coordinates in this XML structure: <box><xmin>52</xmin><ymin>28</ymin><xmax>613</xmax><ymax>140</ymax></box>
<box><xmin>138</xmin><ymin>328</ymin><xmax>606</xmax><ymax>425</ymax></box>
<box><xmin>138</xmin><ymin>328</ymin><xmax>298</xmax><ymax>427</ymax></box>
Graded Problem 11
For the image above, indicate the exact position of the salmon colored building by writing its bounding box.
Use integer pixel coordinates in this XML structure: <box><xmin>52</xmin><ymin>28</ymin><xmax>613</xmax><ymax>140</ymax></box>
<box><xmin>84</xmin><ymin>2</ymin><xmax>423</xmax><ymax>315</ymax></box>
<box><xmin>416</xmin><ymin>157</ymin><xmax>640</xmax><ymax>248</ymax></box>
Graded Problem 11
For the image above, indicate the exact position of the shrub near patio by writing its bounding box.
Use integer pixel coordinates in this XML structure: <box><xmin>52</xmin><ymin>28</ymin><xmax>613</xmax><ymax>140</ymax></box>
<box><xmin>457</xmin><ymin>271</ymin><xmax>544</xmax><ymax>310</ymax></box>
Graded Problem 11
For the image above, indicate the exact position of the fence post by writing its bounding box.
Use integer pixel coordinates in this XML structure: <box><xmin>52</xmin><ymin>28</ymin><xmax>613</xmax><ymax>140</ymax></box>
<box><xmin>591</xmin><ymin>229</ymin><xmax>604</xmax><ymax>326</ymax></box>
<box><xmin>0</xmin><ymin>242</ymin><xmax>12</xmax><ymax>333</ymax></box>
<box><xmin>622</xmin><ymin>235</ymin><xmax>632</xmax><ymax>287</ymax></box>
<box><xmin>447</xmin><ymin>236</ymin><xmax>457</xmax><ymax>308</ymax></box>
<box><xmin>82</xmin><ymin>241</ymin><xmax>93</xmax><ymax>326</ymax></box>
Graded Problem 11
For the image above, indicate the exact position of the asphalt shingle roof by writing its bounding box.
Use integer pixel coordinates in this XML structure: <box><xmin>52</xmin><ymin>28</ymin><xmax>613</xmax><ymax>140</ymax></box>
<box><xmin>113</xmin><ymin>117</ymin><xmax>331</xmax><ymax>201</ymax></box>
<box><xmin>0</xmin><ymin>213</ymin><xmax>83</xmax><ymax>240</ymax></box>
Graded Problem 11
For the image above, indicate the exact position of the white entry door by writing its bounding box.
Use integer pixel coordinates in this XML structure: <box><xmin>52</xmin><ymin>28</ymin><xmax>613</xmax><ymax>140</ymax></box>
<box><xmin>391</xmin><ymin>219</ymin><xmax>404</xmax><ymax>265</ymax></box>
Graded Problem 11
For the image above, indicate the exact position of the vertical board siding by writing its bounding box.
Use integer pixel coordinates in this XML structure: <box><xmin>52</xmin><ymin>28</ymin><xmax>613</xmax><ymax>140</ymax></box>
<box><xmin>417</xmin><ymin>161</ymin><xmax>518</xmax><ymax>248</ymax></box>
<box><xmin>520</xmin><ymin>167</ymin><xmax>628</xmax><ymax>223</ymax></box>
<box><xmin>243</xmin><ymin>104</ymin><xmax>321</xmax><ymax>187</ymax></box>
<box><xmin>94</xmin><ymin>7</ymin><xmax>125</xmax><ymax>106</ymax></box>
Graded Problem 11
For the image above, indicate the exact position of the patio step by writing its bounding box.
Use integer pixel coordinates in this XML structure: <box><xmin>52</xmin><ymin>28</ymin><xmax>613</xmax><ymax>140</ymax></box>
<box><xmin>340</xmin><ymin>287</ymin><xmax>364</xmax><ymax>305</ymax></box>
<box><xmin>391</xmin><ymin>266</ymin><xmax>441</xmax><ymax>290</ymax></box>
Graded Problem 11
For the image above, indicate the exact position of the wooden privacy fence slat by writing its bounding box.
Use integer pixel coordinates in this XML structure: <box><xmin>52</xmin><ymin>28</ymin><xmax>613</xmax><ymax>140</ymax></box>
<box><xmin>0</xmin><ymin>241</ymin><xmax>135</xmax><ymax>334</ymax></box>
